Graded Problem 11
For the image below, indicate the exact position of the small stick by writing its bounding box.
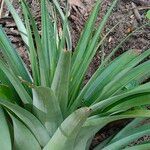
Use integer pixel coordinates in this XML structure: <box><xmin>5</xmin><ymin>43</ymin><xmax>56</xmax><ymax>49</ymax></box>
<box><xmin>138</xmin><ymin>6</ymin><xmax>150</xmax><ymax>10</ymax></box>
<box><xmin>123</xmin><ymin>6</ymin><xmax>150</xmax><ymax>11</ymax></box>
<box><xmin>132</xmin><ymin>2</ymin><xmax>142</xmax><ymax>22</ymax></box>
<box><xmin>0</xmin><ymin>0</ymin><xmax>4</xmax><ymax>19</ymax></box>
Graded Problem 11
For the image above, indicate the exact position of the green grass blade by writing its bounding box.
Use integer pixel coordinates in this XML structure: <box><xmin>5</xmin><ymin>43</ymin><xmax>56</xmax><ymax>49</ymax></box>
<box><xmin>0</xmin><ymin>107</ymin><xmax>11</xmax><ymax>150</ymax></box>
<box><xmin>4</xmin><ymin>0</ymin><xmax>28</xmax><ymax>45</ymax></box>
<box><xmin>10</xmin><ymin>114</ymin><xmax>41</xmax><ymax>150</ymax></box>
<box><xmin>33</xmin><ymin>86</ymin><xmax>63</xmax><ymax>135</ymax></box>
<box><xmin>0</xmin><ymin>99</ymin><xmax>50</xmax><ymax>147</ymax></box>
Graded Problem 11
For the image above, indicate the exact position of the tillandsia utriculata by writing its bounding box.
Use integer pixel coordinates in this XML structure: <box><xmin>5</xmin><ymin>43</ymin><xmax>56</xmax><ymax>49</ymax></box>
<box><xmin>0</xmin><ymin>0</ymin><xmax>150</xmax><ymax>149</ymax></box>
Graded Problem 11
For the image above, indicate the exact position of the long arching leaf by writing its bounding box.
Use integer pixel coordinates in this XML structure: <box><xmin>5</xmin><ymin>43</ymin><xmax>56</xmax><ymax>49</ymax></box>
<box><xmin>0</xmin><ymin>99</ymin><xmax>50</xmax><ymax>147</ymax></box>
<box><xmin>10</xmin><ymin>114</ymin><xmax>41</xmax><ymax>150</ymax></box>
<box><xmin>0</xmin><ymin>107</ymin><xmax>11</xmax><ymax>150</ymax></box>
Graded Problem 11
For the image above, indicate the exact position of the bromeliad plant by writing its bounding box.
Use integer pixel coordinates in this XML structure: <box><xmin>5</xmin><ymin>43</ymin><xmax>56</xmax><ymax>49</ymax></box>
<box><xmin>1</xmin><ymin>0</ymin><xmax>150</xmax><ymax>149</ymax></box>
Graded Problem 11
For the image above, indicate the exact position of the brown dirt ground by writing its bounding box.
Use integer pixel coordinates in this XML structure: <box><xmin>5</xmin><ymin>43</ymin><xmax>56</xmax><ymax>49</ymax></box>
<box><xmin>1</xmin><ymin>0</ymin><xmax>150</xmax><ymax>149</ymax></box>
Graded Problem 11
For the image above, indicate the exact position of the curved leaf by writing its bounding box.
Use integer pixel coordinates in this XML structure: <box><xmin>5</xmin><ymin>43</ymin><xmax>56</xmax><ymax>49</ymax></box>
<box><xmin>33</xmin><ymin>86</ymin><xmax>63</xmax><ymax>135</ymax></box>
<box><xmin>0</xmin><ymin>27</ymin><xmax>31</xmax><ymax>83</ymax></box>
<box><xmin>0</xmin><ymin>98</ymin><xmax>50</xmax><ymax>147</ymax></box>
<box><xmin>10</xmin><ymin>114</ymin><xmax>41</xmax><ymax>150</ymax></box>
<box><xmin>51</xmin><ymin>50</ymin><xmax>71</xmax><ymax>116</ymax></box>
<box><xmin>4</xmin><ymin>0</ymin><xmax>28</xmax><ymax>45</ymax></box>
<box><xmin>0</xmin><ymin>107</ymin><xmax>11</xmax><ymax>150</ymax></box>
<box><xmin>0</xmin><ymin>60</ymin><xmax>32</xmax><ymax>104</ymax></box>
<box><xmin>123</xmin><ymin>143</ymin><xmax>150</xmax><ymax>150</ymax></box>
<box><xmin>43</xmin><ymin>107</ymin><xmax>91</xmax><ymax>150</ymax></box>
<box><xmin>91</xmin><ymin>82</ymin><xmax>150</xmax><ymax>112</ymax></box>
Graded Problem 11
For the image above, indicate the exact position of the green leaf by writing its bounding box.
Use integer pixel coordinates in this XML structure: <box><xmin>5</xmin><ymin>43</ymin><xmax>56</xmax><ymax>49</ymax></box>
<box><xmin>74</xmin><ymin>126</ymin><xmax>100</xmax><ymax>150</ymax></box>
<box><xmin>98</xmin><ymin>60</ymin><xmax>150</xmax><ymax>100</ymax></box>
<box><xmin>41</xmin><ymin>0</ymin><xmax>52</xmax><ymax>85</ymax></box>
<box><xmin>21</xmin><ymin>0</ymin><xmax>40</xmax><ymax>85</ymax></box>
<box><xmin>93</xmin><ymin>48</ymin><xmax>150</xmax><ymax>104</ymax></box>
<box><xmin>101</xmin><ymin>23</ymin><xmax>150</xmax><ymax>68</ymax></box>
<box><xmin>146</xmin><ymin>10</ymin><xmax>150</xmax><ymax>19</ymax></box>
<box><xmin>33</xmin><ymin>86</ymin><xmax>63</xmax><ymax>135</ymax></box>
<box><xmin>0</xmin><ymin>68</ymin><xmax>12</xmax><ymax>86</ymax></box>
<box><xmin>4</xmin><ymin>0</ymin><xmax>28</xmax><ymax>45</ymax></box>
<box><xmin>0</xmin><ymin>84</ymin><xmax>16</xmax><ymax>102</ymax></box>
<box><xmin>41</xmin><ymin>0</ymin><xmax>58</xmax><ymax>82</ymax></box>
<box><xmin>84</xmin><ymin>110</ymin><xmax>150</xmax><ymax>127</ymax></box>
<box><xmin>0</xmin><ymin>98</ymin><xmax>50</xmax><ymax>147</ymax></box>
<box><xmin>0</xmin><ymin>60</ymin><xmax>32</xmax><ymax>104</ymax></box>
<box><xmin>70</xmin><ymin>49</ymin><xmax>140</xmax><ymax>112</ymax></box>
<box><xmin>110</xmin><ymin>118</ymin><xmax>150</xmax><ymax>144</ymax></box>
<box><xmin>43</xmin><ymin>107</ymin><xmax>92</xmax><ymax>150</ymax></box>
<box><xmin>84</xmin><ymin>110</ymin><xmax>150</xmax><ymax>150</ymax></box>
<box><xmin>85</xmin><ymin>49</ymin><xmax>141</xmax><ymax>104</ymax></box>
<box><xmin>69</xmin><ymin>21</ymin><xmax>121</xmax><ymax>107</ymax></box>
<box><xmin>0</xmin><ymin>69</ymin><xmax>20</xmax><ymax>103</ymax></box>
<box><xmin>10</xmin><ymin>114</ymin><xmax>41</xmax><ymax>150</ymax></box>
<box><xmin>71</xmin><ymin>0</ymin><xmax>102</xmax><ymax>65</ymax></box>
<box><xmin>107</xmin><ymin>93</ymin><xmax>150</xmax><ymax>113</ymax></box>
<box><xmin>90</xmin><ymin>82</ymin><xmax>150</xmax><ymax>112</ymax></box>
<box><xmin>102</xmin><ymin>130</ymin><xmax>150</xmax><ymax>150</ymax></box>
<box><xmin>21</xmin><ymin>0</ymin><xmax>49</xmax><ymax>87</ymax></box>
<box><xmin>94</xmin><ymin>136</ymin><xmax>114</xmax><ymax>150</ymax></box>
<box><xmin>123</xmin><ymin>143</ymin><xmax>150</xmax><ymax>150</ymax></box>
<box><xmin>0</xmin><ymin>107</ymin><xmax>11</xmax><ymax>150</ymax></box>
<box><xmin>70</xmin><ymin>0</ymin><xmax>118</xmax><ymax>102</ymax></box>
<box><xmin>51</xmin><ymin>50</ymin><xmax>71</xmax><ymax>116</ymax></box>
<box><xmin>51</xmin><ymin>0</ymin><xmax>72</xmax><ymax>50</ymax></box>
<box><xmin>69</xmin><ymin>0</ymin><xmax>102</xmax><ymax>102</ymax></box>
<box><xmin>81</xmin><ymin>25</ymin><xmax>150</xmax><ymax>105</ymax></box>
<box><xmin>0</xmin><ymin>26</ymin><xmax>32</xmax><ymax>83</ymax></box>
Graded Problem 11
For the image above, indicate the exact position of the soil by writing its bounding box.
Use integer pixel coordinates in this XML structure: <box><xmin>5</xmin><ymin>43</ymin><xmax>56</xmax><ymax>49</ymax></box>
<box><xmin>1</xmin><ymin>0</ymin><xmax>150</xmax><ymax>149</ymax></box>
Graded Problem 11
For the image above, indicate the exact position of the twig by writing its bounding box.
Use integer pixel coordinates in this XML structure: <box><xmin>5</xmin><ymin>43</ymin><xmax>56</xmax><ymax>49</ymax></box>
<box><xmin>123</xmin><ymin>6</ymin><xmax>150</xmax><ymax>11</ymax></box>
<box><xmin>0</xmin><ymin>0</ymin><xmax>4</xmax><ymax>19</ymax></box>
<box><xmin>137</xmin><ymin>6</ymin><xmax>150</xmax><ymax>10</ymax></box>
<box><xmin>132</xmin><ymin>2</ymin><xmax>142</xmax><ymax>22</ymax></box>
